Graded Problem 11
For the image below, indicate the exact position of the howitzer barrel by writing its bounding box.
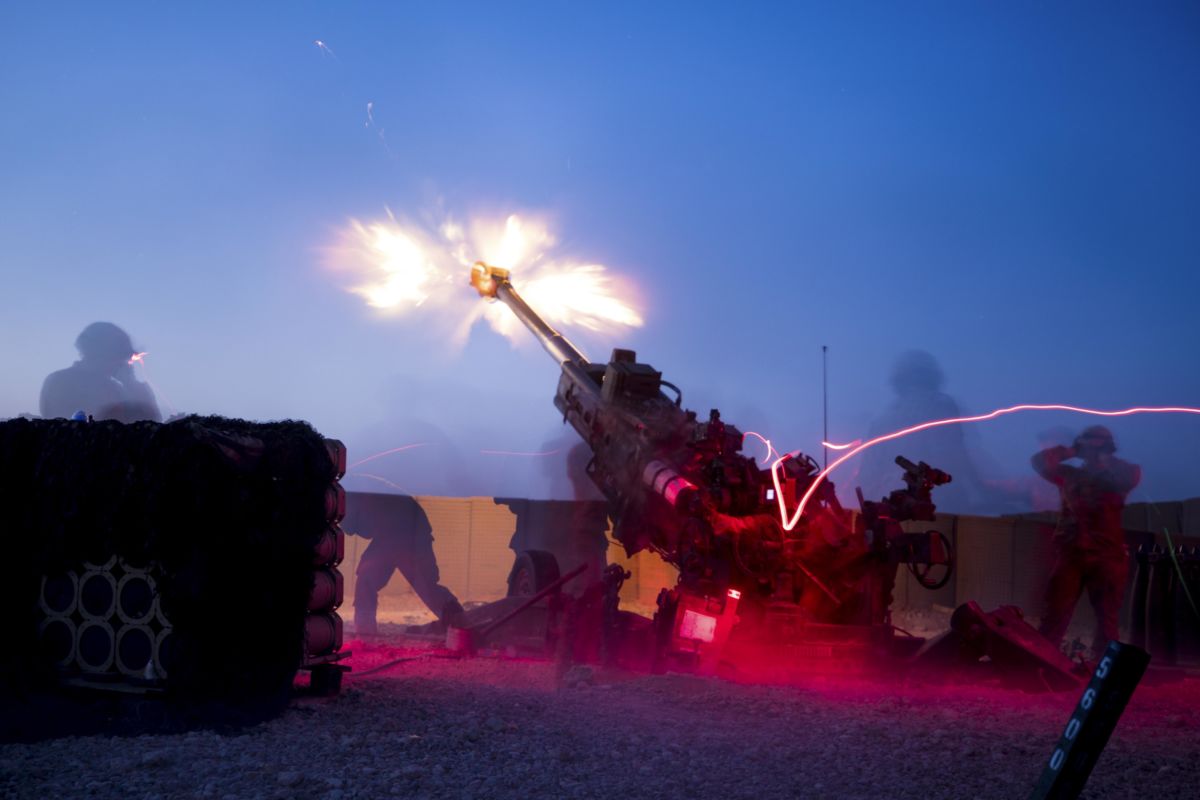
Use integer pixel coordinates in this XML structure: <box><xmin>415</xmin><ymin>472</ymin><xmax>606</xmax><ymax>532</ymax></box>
<box><xmin>496</xmin><ymin>280</ymin><xmax>588</xmax><ymax>367</ymax></box>
<box><xmin>470</xmin><ymin>262</ymin><xmax>588</xmax><ymax>368</ymax></box>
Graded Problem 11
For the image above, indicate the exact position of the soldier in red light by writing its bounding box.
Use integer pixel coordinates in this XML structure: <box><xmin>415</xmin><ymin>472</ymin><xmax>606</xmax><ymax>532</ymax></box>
<box><xmin>1032</xmin><ymin>425</ymin><xmax>1140</xmax><ymax>656</ymax></box>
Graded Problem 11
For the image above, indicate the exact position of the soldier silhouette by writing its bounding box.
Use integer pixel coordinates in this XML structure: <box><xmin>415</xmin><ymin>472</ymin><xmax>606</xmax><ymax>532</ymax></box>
<box><xmin>40</xmin><ymin>322</ymin><xmax>161</xmax><ymax>423</ymax></box>
<box><xmin>343</xmin><ymin>493</ymin><xmax>463</xmax><ymax>636</ymax></box>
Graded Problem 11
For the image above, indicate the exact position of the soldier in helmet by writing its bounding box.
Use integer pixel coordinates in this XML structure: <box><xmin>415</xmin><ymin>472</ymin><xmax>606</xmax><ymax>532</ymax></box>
<box><xmin>40</xmin><ymin>322</ymin><xmax>162</xmax><ymax>423</ymax></box>
<box><xmin>1032</xmin><ymin>424</ymin><xmax>1140</xmax><ymax>656</ymax></box>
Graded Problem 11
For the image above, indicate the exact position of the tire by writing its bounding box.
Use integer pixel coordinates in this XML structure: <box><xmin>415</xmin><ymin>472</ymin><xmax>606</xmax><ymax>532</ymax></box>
<box><xmin>507</xmin><ymin>550</ymin><xmax>561</xmax><ymax>597</ymax></box>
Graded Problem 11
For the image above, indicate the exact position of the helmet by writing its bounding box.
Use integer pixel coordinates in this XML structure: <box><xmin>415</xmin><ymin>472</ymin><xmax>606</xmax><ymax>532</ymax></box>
<box><xmin>1074</xmin><ymin>425</ymin><xmax>1116</xmax><ymax>454</ymax></box>
<box><xmin>889</xmin><ymin>350</ymin><xmax>944</xmax><ymax>394</ymax></box>
<box><xmin>75</xmin><ymin>322</ymin><xmax>135</xmax><ymax>362</ymax></box>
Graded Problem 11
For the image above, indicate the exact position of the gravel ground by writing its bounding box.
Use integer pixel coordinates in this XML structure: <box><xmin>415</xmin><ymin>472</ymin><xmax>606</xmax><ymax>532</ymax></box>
<box><xmin>3</xmin><ymin>635</ymin><xmax>1198</xmax><ymax>800</ymax></box>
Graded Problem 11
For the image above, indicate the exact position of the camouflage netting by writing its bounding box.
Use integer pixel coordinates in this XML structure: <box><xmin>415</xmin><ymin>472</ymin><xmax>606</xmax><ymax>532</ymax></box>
<box><xmin>0</xmin><ymin>415</ymin><xmax>335</xmax><ymax>715</ymax></box>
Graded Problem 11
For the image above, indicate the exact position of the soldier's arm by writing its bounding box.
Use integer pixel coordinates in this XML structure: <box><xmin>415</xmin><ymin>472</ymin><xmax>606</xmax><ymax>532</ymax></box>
<box><xmin>1031</xmin><ymin>445</ymin><xmax>1075</xmax><ymax>485</ymax></box>
<box><xmin>124</xmin><ymin>378</ymin><xmax>163</xmax><ymax>422</ymax></box>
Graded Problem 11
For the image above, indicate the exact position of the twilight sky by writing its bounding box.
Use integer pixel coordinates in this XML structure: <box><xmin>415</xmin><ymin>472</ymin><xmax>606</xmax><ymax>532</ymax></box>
<box><xmin>2</xmin><ymin>2</ymin><xmax>1197</xmax><ymax>509</ymax></box>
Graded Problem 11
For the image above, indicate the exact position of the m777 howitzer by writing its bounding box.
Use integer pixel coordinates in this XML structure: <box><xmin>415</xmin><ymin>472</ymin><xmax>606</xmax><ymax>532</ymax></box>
<box><xmin>470</xmin><ymin>262</ymin><xmax>954</xmax><ymax>670</ymax></box>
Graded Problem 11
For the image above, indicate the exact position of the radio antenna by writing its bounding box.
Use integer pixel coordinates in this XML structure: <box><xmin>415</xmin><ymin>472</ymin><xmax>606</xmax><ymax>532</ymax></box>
<box><xmin>822</xmin><ymin>345</ymin><xmax>829</xmax><ymax>471</ymax></box>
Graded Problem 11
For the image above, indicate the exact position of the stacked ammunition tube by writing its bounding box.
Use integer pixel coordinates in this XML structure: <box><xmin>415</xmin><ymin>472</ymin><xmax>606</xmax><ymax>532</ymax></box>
<box><xmin>304</xmin><ymin>439</ymin><xmax>347</xmax><ymax>663</ymax></box>
<box><xmin>37</xmin><ymin>555</ymin><xmax>174</xmax><ymax>683</ymax></box>
<box><xmin>8</xmin><ymin>416</ymin><xmax>350</xmax><ymax>707</ymax></box>
<box><xmin>33</xmin><ymin>440</ymin><xmax>351</xmax><ymax>687</ymax></box>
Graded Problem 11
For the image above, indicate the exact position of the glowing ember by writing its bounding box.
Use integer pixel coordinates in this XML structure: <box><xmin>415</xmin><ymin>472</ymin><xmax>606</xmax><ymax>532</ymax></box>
<box><xmin>773</xmin><ymin>404</ymin><xmax>1200</xmax><ymax>531</ymax></box>
<box><xmin>128</xmin><ymin>352</ymin><xmax>148</xmax><ymax>365</ymax></box>
<box><xmin>327</xmin><ymin>211</ymin><xmax>643</xmax><ymax>346</ymax></box>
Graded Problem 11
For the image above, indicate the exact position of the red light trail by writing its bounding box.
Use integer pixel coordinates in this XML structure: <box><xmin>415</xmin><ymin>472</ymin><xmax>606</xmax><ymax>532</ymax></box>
<box><xmin>742</xmin><ymin>431</ymin><xmax>780</xmax><ymax>464</ymax></box>
<box><xmin>772</xmin><ymin>404</ymin><xmax>1200</xmax><ymax>531</ymax></box>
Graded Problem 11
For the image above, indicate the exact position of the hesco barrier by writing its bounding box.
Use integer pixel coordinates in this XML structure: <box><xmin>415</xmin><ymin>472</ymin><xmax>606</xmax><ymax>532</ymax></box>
<box><xmin>339</xmin><ymin>496</ymin><xmax>1200</xmax><ymax>663</ymax></box>
<box><xmin>1</xmin><ymin>416</ymin><xmax>347</xmax><ymax>710</ymax></box>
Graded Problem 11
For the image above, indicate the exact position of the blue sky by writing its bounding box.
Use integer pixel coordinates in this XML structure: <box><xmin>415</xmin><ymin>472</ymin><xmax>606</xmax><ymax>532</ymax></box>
<box><xmin>2</xmin><ymin>2</ymin><xmax>1197</xmax><ymax>506</ymax></box>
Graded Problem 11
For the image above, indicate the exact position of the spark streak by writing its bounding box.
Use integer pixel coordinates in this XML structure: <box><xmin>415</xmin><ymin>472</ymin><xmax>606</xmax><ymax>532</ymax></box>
<box><xmin>772</xmin><ymin>404</ymin><xmax>1200</xmax><ymax>531</ymax></box>
<box><xmin>313</xmin><ymin>39</ymin><xmax>338</xmax><ymax>60</ymax></box>
<box><xmin>363</xmin><ymin>101</ymin><xmax>396</xmax><ymax>157</ymax></box>
<box><xmin>348</xmin><ymin>443</ymin><xmax>430</xmax><ymax>469</ymax></box>
<box><xmin>480</xmin><ymin>448</ymin><xmax>562</xmax><ymax>457</ymax></box>
<box><xmin>348</xmin><ymin>472</ymin><xmax>408</xmax><ymax>493</ymax></box>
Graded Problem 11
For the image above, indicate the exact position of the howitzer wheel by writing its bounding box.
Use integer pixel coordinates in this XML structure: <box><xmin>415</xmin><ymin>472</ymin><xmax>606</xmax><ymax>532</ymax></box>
<box><xmin>909</xmin><ymin>531</ymin><xmax>955</xmax><ymax>590</ymax></box>
<box><xmin>507</xmin><ymin>550</ymin><xmax>561</xmax><ymax>597</ymax></box>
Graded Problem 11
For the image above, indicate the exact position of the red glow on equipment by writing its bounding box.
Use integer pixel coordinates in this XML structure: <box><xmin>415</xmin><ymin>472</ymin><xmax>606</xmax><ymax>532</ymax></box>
<box><xmin>664</xmin><ymin>588</ymin><xmax>743</xmax><ymax>674</ymax></box>
<box><xmin>773</xmin><ymin>403</ymin><xmax>1200</xmax><ymax>531</ymax></box>
<box><xmin>679</xmin><ymin>610</ymin><xmax>718</xmax><ymax>643</ymax></box>
<box><xmin>642</xmin><ymin>460</ymin><xmax>699</xmax><ymax>511</ymax></box>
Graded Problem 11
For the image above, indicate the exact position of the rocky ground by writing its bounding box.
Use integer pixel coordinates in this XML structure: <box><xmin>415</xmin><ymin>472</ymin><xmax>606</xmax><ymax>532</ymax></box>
<box><xmin>3</xmin><ymin>630</ymin><xmax>1198</xmax><ymax>800</ymax></box>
